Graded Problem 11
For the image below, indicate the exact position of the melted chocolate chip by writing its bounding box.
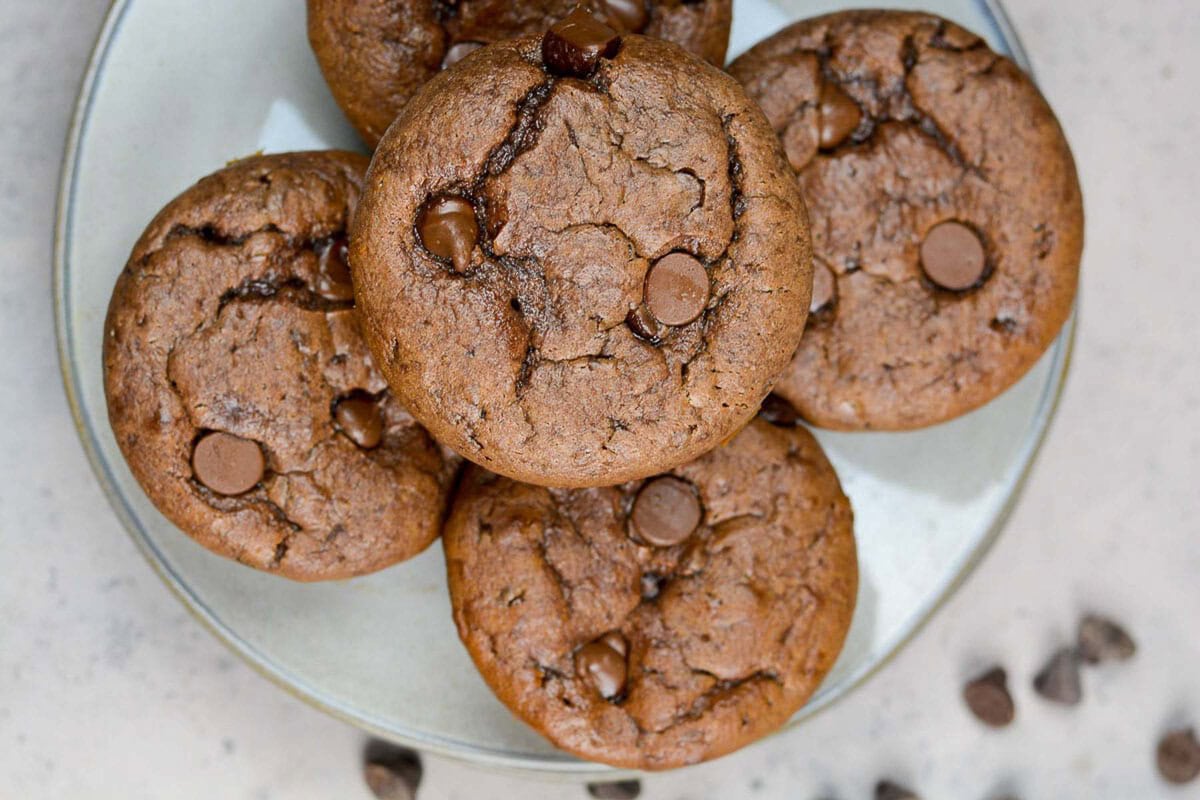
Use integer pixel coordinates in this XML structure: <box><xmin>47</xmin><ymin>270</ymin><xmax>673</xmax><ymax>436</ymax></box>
<box><xmin>192</xmin><ymin>432</ymin><xmax>264</xmax><ymax>496</ymax></box>
<box><xmin>626</xmin><ymin>304</ymin><xmax>666</xmax><ymax>343</ymax></box>
<box><xmin>334</xmin><ymin>390</ymin><xmax>384</xmax><ymax>450</ymax></box>
<box><xmin>316</xmin><ymin>236</ymin><xmax>355</xmax><ymax>302</ymax></box>
<box><xmin>542</xmin><ymin>7</ymin><xmax>621</xmax><ymax>78</ymax></box>
<box><xmin>630</xmin><ymin>476</ymin><xmax>702</xmax><ymax>547</ymax></box>
<box><xmin>594</xmin><ymin>0</ymin><xmax>648</xmax><ymax>33</ymax></box>
<box><xmin>759</xmin><ymin>394</ymin><xmax>800</xmax><ymax>427</ymax></box>
<box><xmin>417</xmin><ymin>196</ymin><xmax>478</xmax><ymax>273</ymax></box>
<box><xmin>818</xmin><ymin>81</ymin><xmax>862</xmax><ymax>150</ymax></box>
<box><xmin>643</xmin><ymin>252</ymin><xmax>710</xmax><ymax>327</ymax></box>
<box><xmin>920</xmin><ymin>221</ymin><xmax>988</xmax><ymax>291</ymax></box>
<box><xmin>577</xmin><ymin>632</ymin><xmax>628</xmax><ymax>700</ymax></box>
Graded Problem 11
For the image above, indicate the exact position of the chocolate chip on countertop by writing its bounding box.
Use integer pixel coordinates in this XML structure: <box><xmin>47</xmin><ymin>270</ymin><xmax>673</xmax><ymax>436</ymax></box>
<box><xmin>1077</xmin><ymin>614</ymin><xmax>1136</xmax><ymax>665</ymax></box>
<box><xmin>1157</xmin><ymin>728</ymin><xmax>1200</xmax><ymax>785</ymax></box>
<box><xmin>543</xmin><ymin>7</ymin><xmax>621</xmax><ymax>78</ymax></box>
<box><xmin>587</xmin><ymin>779</ymin><xmax>642</xmax><ymax>799</ymax></box>
<box><xmin>1033</xmin><ymin>648</ymin><xmax>1083</xmax><ymax>706</ymax></box>
<box><xmin>963</xmin><ymin>667</ymin><xmax>1015</xmax><ymax>728</ymax></box>
<box><xmin>875</xmin><ymin>780</ymin><xmax>920</xmax><ymax>800</ymax></box>
<box><xmin>192</xmin><ymin>431</ymin><xmax>264</xmax><ymax>496</ymax></box>
<box><xmin>363</xmin><ymin>740</ymin><xmax>423</xmax><ymax>800</ymax></box>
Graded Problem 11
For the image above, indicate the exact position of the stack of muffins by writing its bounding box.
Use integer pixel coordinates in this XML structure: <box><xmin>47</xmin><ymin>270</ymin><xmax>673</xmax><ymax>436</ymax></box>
<box><xmin>102</xmin><ymin>2</ymin><xmax>1082</xmax><ymax>771</ymax></box>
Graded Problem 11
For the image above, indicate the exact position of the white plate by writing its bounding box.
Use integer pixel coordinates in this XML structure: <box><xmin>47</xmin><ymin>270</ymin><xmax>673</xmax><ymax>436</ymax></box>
<box><xmin>55</xmin><ymin>0</ymin><xmax>1071</xmax><ymax>777</ymax></box>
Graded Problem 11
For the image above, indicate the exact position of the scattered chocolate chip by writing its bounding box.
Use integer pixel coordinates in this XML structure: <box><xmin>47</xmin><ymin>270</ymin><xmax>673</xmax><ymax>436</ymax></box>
<box><xmin>192</xmin><ymin>432</ymin><xmax>264</xmax><ymax>496</ymax></box>
<box><xmin>1033</xmin><ymin>648</ymin><xmax>1082</xmax><ymax>706</ymax></box>
<box><xmin>759</xmin><ymin>394</ymin><xmax>800</xmax><ymax>427</ymax></box>
<box><xmin>963</xmin><ymin>667</ymin><xmax>1015</xmax><ymax>728</ymax></box>
<box><xmin>643</xmin><ymin>252</ymin><xmax>710</xmax><ymax>327</ymax></box>
<box><xmin>542</xmin><ymin>7</ymin><xmax>621</xmax><ymax>78</ymax></box>
<box><xmin>577</xmin><ymin>632</ymin><xmax>629</xmax><ymax>700</ymax></box>
<box><xmin>810</xmin><ymin>260</ymin><xmax>838</xmax><ymax>316</ymax></box>
<box><xmin>1157</xmin><ymin>728</ymin><xmax>1200</xmax><ymax>785</ymax></box>
<box><xmin>818</xmin><ymin>81</ymin><xmax>862</xmax><ymax>150</ymax></box>
<box><xmin>920</xmin><ymin>221</ymin><xmax>987</xmax><ymax>291</ymax></box>
<box><xmin>875</xmin><ymin>780</ymin><xmax>920</xmax><ymax>800</ymax></box>
<box><xmin>316</xmin><ymin>236</ymin><xmax>355</xmax><ymax>302</ymax></box>
<box><xmin>626</xmin><ymin>304</ymin><xmax>666</xmax><ymax>343</ymax></box>
<box><xmin>334</xmin><ymin>390</ymin><xmax>384</xmax><ymax>450</ymax></box>
<box><xmin>363</xmin><ymin>741</ymin><xmax>422</xmax><ymax>800</ymax></box>
<box><xmin>417</xmin><ymin>196</ymin><xmax>478</xmax><ymax>273</ymax></box>
<box><xmin>442</xmin><ymin>40</ymin><xmax>484</xmax><ymax>69</ymax></box>
<box><xmin>1077</xmin><ymin>615</ymin><xmax>1136</xmax><ymax>665</ymax></box>
<box><xmin>593</xmin><ymin>0</ymin><xmax>648</xmax><ymax>32</ymax></box>
<box><xmin>630</xmin><ymin>476</ymin><xmax>702</xmax><ymax>547</ymax></box>
<box><xmin>587</xmin><ymin>779</ymin><xmax>642</xmax><ymax>799</ymax></box>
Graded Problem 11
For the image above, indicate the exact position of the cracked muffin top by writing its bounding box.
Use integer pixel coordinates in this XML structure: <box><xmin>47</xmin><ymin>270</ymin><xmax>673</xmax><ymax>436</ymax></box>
<box><xmin>443</xmin><ymin>416</ymin><xmax>857</xmax><ymax>769</ymax></box>
<box><xmin>352</xmin><ymin>23</ymin><xmax>813</xmax><ymax>488</ymax></box>
<box><xmin>730</xmin><ymin>10</ymin><xmax>1083</xmax><ymax>431</ymax></box>
<box><xmin>307</xmin><ymin>0</ymin><xmax>733</xmax><ymax>148</ymax></box>
<box><xmin>103</xmin><ymin>152</ymin><xmax>459</xmax><ymax>582</ymax></box>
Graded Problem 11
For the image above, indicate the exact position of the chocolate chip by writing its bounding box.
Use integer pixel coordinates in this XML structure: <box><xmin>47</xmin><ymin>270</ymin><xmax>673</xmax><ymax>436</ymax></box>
<box><xmin>542</xmin><ymin>7</ymin><xmax>621</xmax><ymax>79</ymax></box>
<box><xmin>630</xmin><ymin>476</ymin><xmax>701</xmax><ymax>547</ymax></box>
<box><xmin>417</xmin><ymin>196</ymin><xmax>478</xmax><ymax>273</ymax></box>
<box><xmin>442</xmin><ymin>40</ymin><xmax>484</xmax><ymax>69</ymax></box>
<box><xmin>363</xmin><ymin>740</ymin><xmax>422</xmax><ymax>800</ymax></box>
<box><xmin>626</xmin><ymin>304</ymin><xmax>666</xmax><ymax>343</ymax></box>
<box><xmin>1077</xmin><ymin>615</ymin><xmax>1136</xmax><ymax>665</ymax></box>
<box><xmin>759</xmin><ymin>394</ymin><xmax>800</xmax><ymax>427</ymax></box>
<box><xmin>818</xmin><ymin>81</ymin><xmax>862</xmax><ymax>150</ymax></box>
<box><xmin>640</xmin><ymin>572</ymin><xmax>663</xmax><ymax>600</ymax></box>
<box><xmin>963</xmin><ymin>667</ymin><xmax>1015</xmax><ymax>727</ymax></box>
<box><xmin>643</xmin><ymin>252</ymin><xmax>710</xmax><ymax>327</ymax></box>
<box><xmin>1032</xmin><ymin>648</ymin><xmax>1082</xmax><ymax>706</ymax></box>
<box><xmin>577</xmin><ymin>632</ymin><xmax>628</xmax><ymax>700</ymax></box>
<box><xmin>316</xmin><ymin>236</ymin><xmax>355</xmax><ymax>302</ymax></box>
<box><xmin>810</xmin><ymin>260</ymin><xmax>838</xmax><ymax>316</ymax></box>
<box><xmin>875</xmin><ymin>780</ymin><xmax>920</xmax><ymax>800</ymax></box>
<box><xmin>334</xmin><ymin>390</ymin><xmax>384</xmax><ymax>450</ymax></box>
<box><xmin>1157</xmin><ymin>728</ymin><xmax>1200</xmax><ymax>785</ymax></box>
<box><xmin>587</xmin><ymin>780</ymin><xmax>642</xmax><ymax>800</ymax></box>
<box><xmin>920</xmin><ymin>221</ymin><xmax>987</xmax><ymax>291</ymax></box>
<box><xmin>192</xmin><ymin>432</ymin><xmax>264</xmax><ymax>496</ymax></box>
<box><xmin>593</xmin><ymin>0</ymin><xmax>648</xmax><ymax>32</ymax></box>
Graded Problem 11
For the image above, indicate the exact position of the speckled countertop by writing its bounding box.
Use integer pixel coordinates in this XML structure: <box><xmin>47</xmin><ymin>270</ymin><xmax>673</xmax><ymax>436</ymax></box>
<box><xmin>2</xmin><ymin>1</ymin><xmax>1198</xmax><ymax>798</ymax></box>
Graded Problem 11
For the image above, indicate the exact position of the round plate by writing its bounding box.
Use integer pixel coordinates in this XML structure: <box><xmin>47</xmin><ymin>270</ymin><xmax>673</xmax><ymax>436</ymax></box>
<box><xmin>55</xmin><ymin>0</ymin><xmax>1072</xmax><ymax>777</ymax></box>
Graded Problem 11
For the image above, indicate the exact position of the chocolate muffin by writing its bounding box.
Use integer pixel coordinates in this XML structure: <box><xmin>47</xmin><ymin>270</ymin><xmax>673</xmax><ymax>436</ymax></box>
<box><xmin>308</xmin><ymin>0</ymin><xmax>733</xmax><ymax>147</ymax></box>
<box><xmin>730</xmin><ymin>10</ymin><xmax>1083</xmax><ymax>430</ymax></box>
<box><xmin>103</xmin><ymin>152</ymin><xmax>459</xmax><ymax>582</ymax></box>
<box><xmin>443</xmin><ymin>417</ymin><xmax>857</xmax><ymax>769</ymax></box>
<box><xmin>352</xmin><ymin>18</ymin><xmax>813</xmax><ymax>488</ymax></box>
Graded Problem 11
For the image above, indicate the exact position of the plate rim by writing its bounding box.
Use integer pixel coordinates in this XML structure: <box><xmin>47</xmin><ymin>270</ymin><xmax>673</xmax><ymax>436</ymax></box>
<box><xmin>52</xmin><ymin>0</ymin><xmax>1074</xmax><ymax>777</ymax></box>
